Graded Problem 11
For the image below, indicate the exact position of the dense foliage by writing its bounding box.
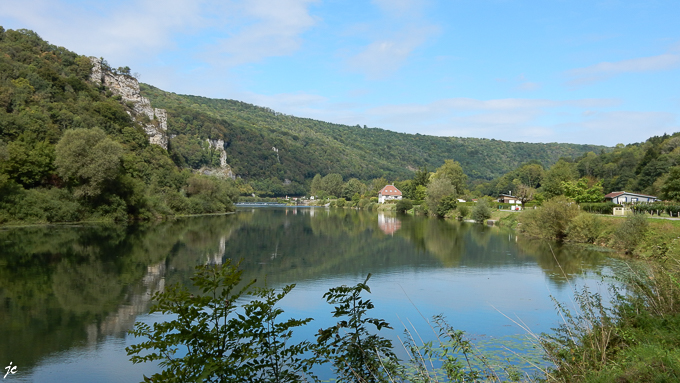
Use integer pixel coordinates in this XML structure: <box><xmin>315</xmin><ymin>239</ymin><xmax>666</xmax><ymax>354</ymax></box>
<box><xmin>139</xmin><ymin>84</ymin><xmax>606</xmax><ymax>190</ymax></box>
<box><xmin>479</xmin><ymin>132</ymin><xmax>680</xmax><ymax>203</ymax></box>
<box><xmin>0</xmin><ymin>28</ymin><xmax>238</xmax><ymax>223</ymax></box>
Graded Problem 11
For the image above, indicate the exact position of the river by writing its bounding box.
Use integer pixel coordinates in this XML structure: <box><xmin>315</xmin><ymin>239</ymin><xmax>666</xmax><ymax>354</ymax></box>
<box><xmin>0</xmin><ymin>207</ymin><xmax>622</xmax><ymax>382</ymax></box>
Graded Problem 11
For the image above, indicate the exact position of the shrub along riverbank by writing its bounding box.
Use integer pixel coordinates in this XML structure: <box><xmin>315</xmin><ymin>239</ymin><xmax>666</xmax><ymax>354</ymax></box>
<box><xmin>498</xmin><ymin>197</ymin><xmax>680</xmax><ymax>382</ymax></box>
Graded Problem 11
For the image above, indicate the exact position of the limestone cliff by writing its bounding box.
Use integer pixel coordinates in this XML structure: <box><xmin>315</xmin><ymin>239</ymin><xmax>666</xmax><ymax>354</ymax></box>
<box><xmin>204</xmin><ymin>138</ymin><xmax>235</xmax><ymax>179</ymax></box>
<box><xmin>89</xmin><ymin>57</ymin><xmax>168</xmax><ymax>149</ymax></box>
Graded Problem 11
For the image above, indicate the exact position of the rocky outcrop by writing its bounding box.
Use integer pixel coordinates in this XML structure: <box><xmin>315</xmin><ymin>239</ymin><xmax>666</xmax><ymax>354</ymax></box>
<box><xmin>203</xmin><ymin>138</ymin><xmax>236</xmax><ymax>179</ymax></box>
<box><xmin>89</xmin><ymin>57</ymin><xmax>168</xmax><ymax>149</ymax></box>
<box><xmin>207</xmin><ymin>139</ymin><xmax>227</xmax><ymax>168</ymax></box>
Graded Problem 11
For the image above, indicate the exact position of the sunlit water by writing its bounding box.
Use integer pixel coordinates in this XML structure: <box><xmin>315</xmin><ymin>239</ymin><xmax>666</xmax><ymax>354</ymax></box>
<box><xmin>0</xmin><ymin>208</ymin><xmax>622</xmax><ymax>382</ymax></box>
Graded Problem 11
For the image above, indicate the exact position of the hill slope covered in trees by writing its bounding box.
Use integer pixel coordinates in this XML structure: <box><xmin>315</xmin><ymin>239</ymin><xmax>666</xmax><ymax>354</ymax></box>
<box><xmin>0</xmin><ymin>28</ymin><xmax>238</xmax><ymax>224</ymax></box>
<box><xmin>140</xmin><ymin>85</ymin><xmax>608</xmax><ymax>190</ymax></box>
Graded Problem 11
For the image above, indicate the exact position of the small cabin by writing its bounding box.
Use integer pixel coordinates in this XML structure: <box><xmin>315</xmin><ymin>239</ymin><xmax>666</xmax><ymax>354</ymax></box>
<box><xmin>604</xmin><ymin>191</ymin><xmax>658</xmax><ymax>204</ymax></box>
<box><xmin>497</xmin><ymin>194</ymin><xmax>520</xmax><ymax>204</ymax></box>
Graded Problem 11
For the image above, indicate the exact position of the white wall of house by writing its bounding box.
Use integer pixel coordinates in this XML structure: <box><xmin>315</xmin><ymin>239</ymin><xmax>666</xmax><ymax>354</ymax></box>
<box><xmin>378</xmin><ymin>194</ymin><xmax>402</xmax><ymax>203</ymax></box>
<box><xmin>611</xmin><ymin>193</ymin><xmax>658</xmax><ymax>204</ymax></box>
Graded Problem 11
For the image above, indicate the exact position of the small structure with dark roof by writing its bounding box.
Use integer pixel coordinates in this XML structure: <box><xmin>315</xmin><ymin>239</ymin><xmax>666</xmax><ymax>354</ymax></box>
<box><xmin>378</xmin><ymin>185</ymin><xmax>402</xmax><ymax>203</ymax></box>
<box><xmin>604</xmin><ymin>191</ymin><xmax>659</xmax><ymax>204</ymax></box>
<box><xmin>497</xmin><ymin>194</ymin><xmax>520</xmax><ymax>204</ymax></box>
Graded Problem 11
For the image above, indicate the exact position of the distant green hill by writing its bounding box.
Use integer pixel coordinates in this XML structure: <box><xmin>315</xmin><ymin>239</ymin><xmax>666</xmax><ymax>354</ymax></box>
<box><xmin>140</xmin><ymin>84</ymin><xmax>609</xmax><ymax>186</ymax></box>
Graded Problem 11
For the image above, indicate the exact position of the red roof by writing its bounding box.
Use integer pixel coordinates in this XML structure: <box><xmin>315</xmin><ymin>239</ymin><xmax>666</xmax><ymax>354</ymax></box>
<box><xmin>379</xmin><ymin>185</ymin><xmax>402</xmax><ymax>196</ymax></box>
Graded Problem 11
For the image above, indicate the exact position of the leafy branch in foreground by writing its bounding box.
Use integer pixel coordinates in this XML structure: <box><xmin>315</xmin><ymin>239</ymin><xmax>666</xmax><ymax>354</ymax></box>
<box><xmin>316</xmin><ymin>273</ymin><xmax>399</xmax><ymax>382</ymax></box>
<box><xmin>126</xmin><ymin>260</ymin><xmax>315</xmax><ymax>383</ymax></box>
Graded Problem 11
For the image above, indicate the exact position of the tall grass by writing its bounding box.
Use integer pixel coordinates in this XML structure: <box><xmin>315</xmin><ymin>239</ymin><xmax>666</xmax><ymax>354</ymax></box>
<box><xmin>540</xmin><ymin>259</ymin><xmax>680</xmax><ymax>382</ymax></box>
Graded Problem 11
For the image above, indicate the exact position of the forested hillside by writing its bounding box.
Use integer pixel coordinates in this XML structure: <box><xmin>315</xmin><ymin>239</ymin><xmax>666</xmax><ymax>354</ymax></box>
<box><xmin>476</xmin><ymin>132</ymin><xmax>680</xmax><ymax>204</ymax></box>
<box><xmin>0</xmin><ymin>28</ymin><xmax>238</xmax><ymax>224</ymax></box>
<box><xmin>140</xmin><ymin>85</ymin><xmax>608</xmax><ymax>188</ymax></box>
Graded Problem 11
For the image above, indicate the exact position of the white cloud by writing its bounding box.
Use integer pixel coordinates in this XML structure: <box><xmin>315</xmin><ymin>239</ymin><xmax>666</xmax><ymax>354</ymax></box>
<box><xmin>346</xmin><ymin>25</ymin><xmax>438</xmax><ymax>79</ymax></box>
<box><xmin>0</xmin><ymin>0</ymin><xmax>319</xmax><ymax>68</ymax></box>
<box><xmin>344</xmin><ymin>1</ymin><xmax>439</xmax><ymax>79</ymax></box>
<box><xmin>567</xmin><ymin>53</ymin><xmax>680</xmax><ymax>86</ymax></box>
<box><xmin>209</xmin><ymin>0</ymin><xmax>319</xmax><ymax>66</ymax></box>
<box><xmin>517</xmin><ymin>81</ymin><xmax>541</xmax><ymax>91</ymax></box>
<box><xmin>367</xmin><ymin>97</ymin><xmax>619</xmax><ymax>115</ymax></box>
<box><xmin>245</xmin><ymin>91</ymin><xmax>328</xmax><ymax>110</ymax></box>
<box><xmin>577</xmin><ymin>111</ymin><xmax>678</xmax><ymax>144</ymax></box>
<box><xmin>371</xmin><ymin>0</ymin><xmax>423</xmax><ymax>17</ymax></box>
<box><xmin>0</xmin><ymin>0</ymin><xmax>205</xmax><ymax>62</ymax></box>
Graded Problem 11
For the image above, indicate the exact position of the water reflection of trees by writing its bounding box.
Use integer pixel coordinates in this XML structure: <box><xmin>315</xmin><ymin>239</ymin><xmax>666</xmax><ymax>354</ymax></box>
<box><xmin>0</xmin><ymin>218</ymin><xmax>236</xmax><ymax>372</ymax></box>
<box><xmin>0</xmin><ymin>209</ymin><xmax>612</xmax><ymax>374</ymax></box>
<box><xmin>514</xmin><ymin>238</ymin><xmax>610</xmax><ymax>285</ymax></box>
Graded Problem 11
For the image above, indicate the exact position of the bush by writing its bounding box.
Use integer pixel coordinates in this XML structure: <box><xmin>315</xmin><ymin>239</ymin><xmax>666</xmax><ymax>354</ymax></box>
<box><xmin>520</xmin><ymin>196</ymin><xmax>579</xmax><ymax>241</ymax></box>
<box><xmin>335</xmin><ymin>198</ymin><xmax>346</xmax><ymax>208</ymax></box>
<box><xmin>435</xmin><ymin>194</ymin><xmax>457</xmax><ymax>217</ymax></box>
<box><xmin>395</xmin><ymin>199</ymin><xmax>413</xmax><ymax>213</ymax></box>
<box><xmin>566</xmin><ymin>213</ymin><xmax>603</xmax><ymax>243</ymax></box>
<box><xmin>471</xmin><ymin>199</ymin><xmax>491</xmax><ymax>223</ymax></box>
<box><xmin>579</xmin><ymin>202</ymin><xmax>621</xmax><ymax>215</ymax></box>
<box><xmin>613</xmin><ymin>213</ymin><xmax>649</xmax><ymax>253</ymax></box>
<box><xmin>457</xmin><ymin>205</ymin><xmax>470</xmax><ymax>219</ymax></box>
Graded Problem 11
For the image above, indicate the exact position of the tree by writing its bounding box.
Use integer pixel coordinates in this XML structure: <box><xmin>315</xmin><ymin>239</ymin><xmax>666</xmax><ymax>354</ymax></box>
<box><xmin>55</xmin><ymin>128</ymin><xmax>123</xmax><ymax>199</ymax></box>
<box><xmin>513</xmin><ymin>180</ymin><xmax>536</xmax><ymax>207</ymax></box>
<box><xmin>516</xmin><ymin>163</ymin><xmax>544</xmax><ymax>188</ymax></box>
<box><xmin>316</xmin><ymin>274</ymin><xmax>397</xmax><ymax>382</ymax></box>
<box><xmin>342</xmin><ymin>178</ymin><xmax>365</xmax><ymax>200</ymax></box>
<box><xmin>425</xmin><ymin>178</ymin><xmax>455</xmax><ymax>217</ymax></box>
<box><xmin>436</xmin><ymin>194</ymin><xmax>458</xmax><ymax>217</ymax></box>
<box><xmin>320</xmin><ymin>173</ymin><xmax>343</xmax><ymax>198</ymax></box>
<box><xmin>413</xmin><ymin>167</ymin><xmax>430</xmax><ymax>188</ymax></box>
<box><xmin>414</xmin><ymin>185</ymin><xmax>427</xmax><ymax>202</ymax></box>
<box><xmin>541</xmin><ymin>160</ymin><xmax>577</xmax><ymax>199</ymax></box>
<box><xmin>127</xmin><ymin>261</ymin><xmax>315</xmax><ymax>382</ymax></box>
<box><xmin>3</xmin><ymin>139</ymin><xmax>55</xmax><ymax>188</ymax></box>
<box><xmin>369</xmin><ymin>177</ymin><xmax>389</xmax><ymax>196</ymax></box>
<box><xmin>432</xmin><ymin>160</ymin><xmax>467</xmax><ymax>195</ymax></box>
<box><xmin>577</xmin><ymin>151</ymin><xmax>600</xmax><ymax>177</ymax></box>
<box><xmin>562</xmin><ymin>178</ymin><xmax>604</xmax><ymax>203</ymax></box>
<box><xmin>310</xmin><ymin>174</ymin><xmax>323</xmax><ymax>196</ymax></box>
<box><xmin>661</xmin><ymin>166</ymin><xmax>680</xmax><ymax>201</ymax></box>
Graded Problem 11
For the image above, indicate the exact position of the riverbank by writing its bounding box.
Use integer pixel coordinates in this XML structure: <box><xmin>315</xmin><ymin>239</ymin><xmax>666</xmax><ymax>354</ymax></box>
<box><xmin>489</xmin><ymin>201</ymin><xmax>680</xmax><ymax>382</ymax></box>
<box><xmin>0</xmin><ymin>210</ymin><xmax>237</xmax><ymax>229</ymax></box>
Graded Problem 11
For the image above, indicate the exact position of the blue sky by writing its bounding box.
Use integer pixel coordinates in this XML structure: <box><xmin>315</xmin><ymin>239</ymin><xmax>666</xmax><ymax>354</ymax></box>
<box><xmin>1</xmin><ymin>0</ymin><xmax>679</xmax><ymax>146</ymax></box>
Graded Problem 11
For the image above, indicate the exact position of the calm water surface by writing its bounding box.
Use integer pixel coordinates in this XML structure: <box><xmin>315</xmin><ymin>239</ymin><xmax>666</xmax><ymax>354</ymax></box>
<box><xmin>0</xmin><ymin>208</ymin><xmax>621</xmax><ymax>382</ymax></box>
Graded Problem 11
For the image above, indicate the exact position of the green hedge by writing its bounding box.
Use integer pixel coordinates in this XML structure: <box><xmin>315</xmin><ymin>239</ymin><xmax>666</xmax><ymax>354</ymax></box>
<box><xmin>579</xmin><ymin>202</ymin><xmax>621</xmax><ymax>215</ymax></box>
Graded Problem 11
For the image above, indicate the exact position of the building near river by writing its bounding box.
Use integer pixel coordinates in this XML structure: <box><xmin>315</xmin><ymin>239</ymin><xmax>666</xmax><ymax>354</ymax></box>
<box><xmin>378</xmin><ymin>185</ymin><xmax>402</xmax><ymax>203</ymax></box>
<box><xmin>604</xmin><ymin>191</ymin><xmax>659</xmax><ymax>204</ymax></box>
<box><xmin>497</xmin><ymin>194</ymin><xmax>520</xmax><ymax>204</ymax></box>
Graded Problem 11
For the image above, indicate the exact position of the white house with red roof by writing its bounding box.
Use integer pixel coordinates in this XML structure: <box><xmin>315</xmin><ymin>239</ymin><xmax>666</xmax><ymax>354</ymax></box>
<box><xmin>378</xmin><ymin>184</ymin><xmax>402</xmax><ymax>203</ymax></box>
<box><xmin>604</xmin><ymin>191</ymin><xmax>659</xmax><ymax>204</ymax></box>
